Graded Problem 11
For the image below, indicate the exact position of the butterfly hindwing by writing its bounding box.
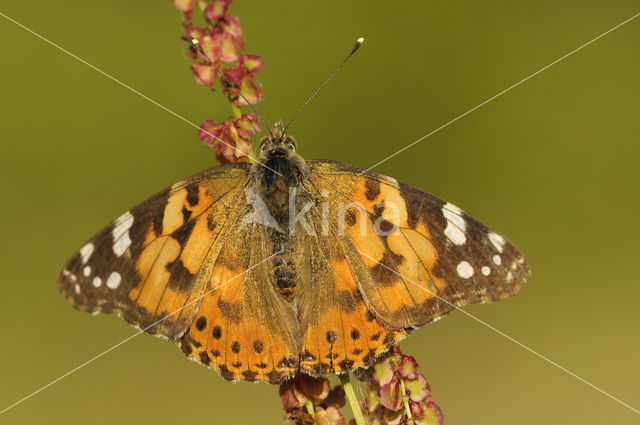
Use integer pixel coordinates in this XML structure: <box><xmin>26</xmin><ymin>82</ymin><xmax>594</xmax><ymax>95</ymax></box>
<box><xmin>58</xmin><ymin>164</ymin><xmax>251</xmax><ymax>339</ymax></box>
<box><xmin>179</xmin><ymin>218</ymin><xmax>302</xmax><ymax>383</ymax></box>
<box><xmin>294</xmin><ymin>207</ymin><xmax>408</xmax><ymax>376</ymax></box>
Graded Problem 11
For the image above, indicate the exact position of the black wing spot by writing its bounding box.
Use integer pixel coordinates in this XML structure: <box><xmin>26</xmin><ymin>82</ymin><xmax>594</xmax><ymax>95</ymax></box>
<box><xmin>218</xmin><ymin>365</ymin><xmax>235</xmax><ymax>380</ymax></box>
<box><xmin>195</xmin><ymin>316</ymin><xmax>207</xmax><ymax>331</ymax></box>
<box><xmin>383</xmin><ymin>333</ymin><xmax>395</xmax><ymax>346</ymax></box>
<box><xmin>212</xmin><ymin>325</ymin><xmax>222</xmax><ymax>340</ymax></box>
<box><xmin>186</xmin><ymin>184</ymin><xmax>200</xmax><ymax>206</ymax></box>
<box><xmin>326</xmin><ymin>330</ymin><xmax>338</xmax><ymax>343</ymax></box>
<box><xmin>242</xmin><ymin>370</ymin><xmax>258</xmax><ymax>382</ymax></box>
<box><xmin>338</xmin><ymin>359</ymin><xmax>355</xmax><ymax>370</ymax></box>
<box><xmin>365</xmin><ymin>180</ymin><xmax>381</xmax><ymax>201</ymax></box>
<box><xmin>253</xmin><ymin>340</ymin><xmax>264</xmax><ymax>353</ymax></box>
<box><xmin>181</xmin><ymin>205</ymin><xmax>192</xmax><ymax>222</ymax></box>
<box><xmin>199</xmin><ymin>351</ymin><xmax>211</xmax><ymax>365</ymax></box>
<box><xmin>350</xmin><ymin>328</ymin><xmax>361</xmax><ymax>340</ymax></box>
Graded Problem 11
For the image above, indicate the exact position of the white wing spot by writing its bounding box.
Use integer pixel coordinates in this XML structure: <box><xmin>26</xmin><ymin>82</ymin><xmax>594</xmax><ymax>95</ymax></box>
<box><xmin>493</xmin><ymin>255</ymin><xmax>502</xmax><ymax>265</ymax></box>
<box><xmin>83</xmin><ymin>266</ymin><xmax>91</xmax><ymax>277</ymax></box>
<box><xmin>506</xmin><ymin>271</ymin><xmax>513</xmax><ymax>282</ymax></box>
<box><xmin>106</xmin><ymin>272</ymin><xmax>122</xmax><ymax>289</ymax></box>
<box><xmin>80</xmin><ymin>243</ymin><xmax>95</xmax><ymax>264</ymax></box>
<box><xmin>74</xmin><ymin>284</ymin><xmax>81</xmax><ymax>294</ymax></box>
<box><xmin>112</xmin><ymin>211</ymin><xmax>134</xmax><ymax>257</ymax></box>
<box><xmin>481</xmin><ymin>266</ymin><xmax>491</xmax><ymax>276</ymax></box>
<box><xmin>92</xmin><ymin>277</ymin><xmax>102</xmax><ymax>287</ymax></box>
<box><xmin>488</xmin><ymin>232</ymin><xmax>506</xmax><ymax>253</ymax></box>
<box><xmin>456</xmin><ymin>261</ymin><xmax>474</xmax><ymax>278</ymax></box>
<box><xmin>442</xmin><ymin>203</ymin><xmax>467</xmax><ymax>245</ymax></box>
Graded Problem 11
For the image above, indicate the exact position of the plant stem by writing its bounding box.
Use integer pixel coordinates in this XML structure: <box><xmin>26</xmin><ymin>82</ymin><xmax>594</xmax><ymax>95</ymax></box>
<box><xmin>339</xmin><ymin>373</ymin><xmax>366</xmax><ymax>425</ymax></box>
<box><xmin>304</xmin><ymin>399</ymin><xmax>316</xmax><ymax>422</ymax></box>
<box><xmin>389</xmin><ymin>354</ymin><xmax>413</xmax><ymax>424</ymax></box>
<box><xmin>398</xmin><ymin>376</ymin><xmax>413</xmax><ymax>424</ymax></box>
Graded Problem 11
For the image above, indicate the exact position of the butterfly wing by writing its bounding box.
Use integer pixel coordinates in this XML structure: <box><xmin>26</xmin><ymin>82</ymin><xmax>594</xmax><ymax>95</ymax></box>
<box><xmin>179</xmin><ymin>219</ymin><xmax>300</xmax><ymax>383</ymax></box>
<box><xmin>59</xmin><ymin>165</ymin><xmax>301</xmax><ymax>383</ymax></box>
<box><xmin>295</xmin><ymin>208</ymin><xmax>408</xmax><ymax>376</ymax></box>
<box><xmin>58</xmin><ymin>163</ymin><xmax>251</xmax><ymax>339</ymax></box>
<box><xmin>295</xmin><ymin>159</ymin><xmax>530</xmax><ymax>374</ymax></box>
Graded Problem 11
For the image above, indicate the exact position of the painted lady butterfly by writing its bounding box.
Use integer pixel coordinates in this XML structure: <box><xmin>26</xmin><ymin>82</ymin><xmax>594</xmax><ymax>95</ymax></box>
<box><xmin>58</xmin><ymin>119</ymin><xmax>530</xmax><ymax>383</ymax></box>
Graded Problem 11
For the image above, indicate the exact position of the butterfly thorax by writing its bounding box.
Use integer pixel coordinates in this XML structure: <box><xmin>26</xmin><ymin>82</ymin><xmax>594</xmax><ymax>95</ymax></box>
<box><xmin>253</xmin><ymin>120</ymin><xmax>308</xmax><ymax>301</ymax></box>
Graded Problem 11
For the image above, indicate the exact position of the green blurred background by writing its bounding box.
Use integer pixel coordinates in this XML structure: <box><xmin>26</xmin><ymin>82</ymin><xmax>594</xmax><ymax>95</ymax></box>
<box><xmin>1</xmin><ymin>1</ymin><xmax>639</xmax><ymax>424</ymax></box>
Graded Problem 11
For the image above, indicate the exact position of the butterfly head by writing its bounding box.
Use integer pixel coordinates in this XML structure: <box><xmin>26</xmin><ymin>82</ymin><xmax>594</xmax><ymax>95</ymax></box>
<box><xmin>259</xmin><ymin>119</ymin><xmax>297</xmax><ymax>160</ymax></box>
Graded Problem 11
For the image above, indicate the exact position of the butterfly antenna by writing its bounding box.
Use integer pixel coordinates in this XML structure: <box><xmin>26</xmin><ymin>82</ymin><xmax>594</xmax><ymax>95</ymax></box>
<box><xmin>191</xmin><ymin>39</ymin><xmax>273</xmax><ymax>137</ymax></box>
<box><xmin>283</xmin><ymin>37</ymin><xmax>365</xmax><ymax>133</ymax></box>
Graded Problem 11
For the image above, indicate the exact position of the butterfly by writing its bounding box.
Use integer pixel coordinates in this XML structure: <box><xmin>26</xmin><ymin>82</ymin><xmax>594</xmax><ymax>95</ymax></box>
<box><xmin>58</xmin><ymin>119</ymin><xmax>530</xmax><ymax>383</ymax></box>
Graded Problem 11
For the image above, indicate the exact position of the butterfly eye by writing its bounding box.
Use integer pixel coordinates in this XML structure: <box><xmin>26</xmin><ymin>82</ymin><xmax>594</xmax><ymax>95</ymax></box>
<box><xmin>261</xmin><ymin>139</ymin><xmax>273</xmax><ymax>150</ymax></box>
<box><xmin>285</xmin><ymin>138</ymin><xmax>296</xmax><ymax>150</ymax></box>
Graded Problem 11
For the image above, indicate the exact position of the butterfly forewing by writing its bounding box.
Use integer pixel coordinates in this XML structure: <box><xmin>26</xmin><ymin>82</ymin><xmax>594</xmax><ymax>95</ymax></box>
<box><xmin>58</xmin><ymin>164</ymin><xmax>251</xmax><ymax>339</ymax></box>
<box><xmin>306</xmin><ymin>160</ymin><xmax>530</xmax><ymax>330</ymax></box>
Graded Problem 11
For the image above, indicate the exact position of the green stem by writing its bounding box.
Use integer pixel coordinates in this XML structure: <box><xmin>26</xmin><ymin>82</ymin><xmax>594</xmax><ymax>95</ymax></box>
<box><xmin>339</xmin><ymin>373</ymin><xmax>366</xmax><ymax>425</ymax></box>
<box><xmin>304</xmin><ymin>399</ymin><xmax>316</xmax><ymax>423</ymax></box>
<box><xmin>398</xmin><ymin>376</ymin><xmax>413</xmax><ymax>424</ymax></box>
<box><xmin>389</xmin><ymin>355</ymin><xmax>413</xmax><ymax>424</ymax></box>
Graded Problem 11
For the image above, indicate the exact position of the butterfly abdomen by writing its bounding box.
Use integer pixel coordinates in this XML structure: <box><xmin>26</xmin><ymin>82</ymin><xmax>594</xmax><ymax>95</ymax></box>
<box><xmin>269</xmin><ymin>230</ymin><xmax>298</xmax><ymax>301</ymax></box>
<box><xmin>253</xmin><ymin>150</ymin><xmax>308</xmax><ymax>302</ymax></box>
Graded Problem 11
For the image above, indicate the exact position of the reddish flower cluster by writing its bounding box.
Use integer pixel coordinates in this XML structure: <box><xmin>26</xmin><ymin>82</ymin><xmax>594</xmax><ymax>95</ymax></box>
<box><xmin>172</xmin><ymin>0</ymin><xmax>263</xmax><ymax>163</ymax></box>
<box><xmin>354</xmin><ymin>347</ymin><xmax>444</xmax><ymax>425</ymax></box>
<box><xmin>198</xmin><ymin>113</ymin><xmax>259</xmax><ymax>163</ymax></box>
<box><xmin>279</xmin><ymin>348</ymin><xmax>443</xmax><ymax>425</ymax></box>
<box><xmin>280</xmin><ymin>374</ymin><xmax>346</xmax><ymax>425</ymax></box>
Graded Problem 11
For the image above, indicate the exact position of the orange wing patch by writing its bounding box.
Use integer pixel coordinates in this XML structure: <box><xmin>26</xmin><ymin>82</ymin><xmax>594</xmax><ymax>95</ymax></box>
<box><xmin>179</xmin><ymin>224</ymin><xmax>300</xmax><ymax>383</ymax></box>
<box><xmin>180</xmin><ymin>275</ymin><xmax>297</xmax><ymax>383</ymax></box>
<box><xmin>298</xmin><ymin>233</ymin><xmax>407</xmax><ymax>377</ymax></box>
<box><xmin>130</xmin><ymin>235</ymin><xmax>181</xmax><ymax>313</ymax></box>
<box><xmin>126</xmin><ymin>185</ymin><xmax>227</xmax><ymax>335</ymax></box>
